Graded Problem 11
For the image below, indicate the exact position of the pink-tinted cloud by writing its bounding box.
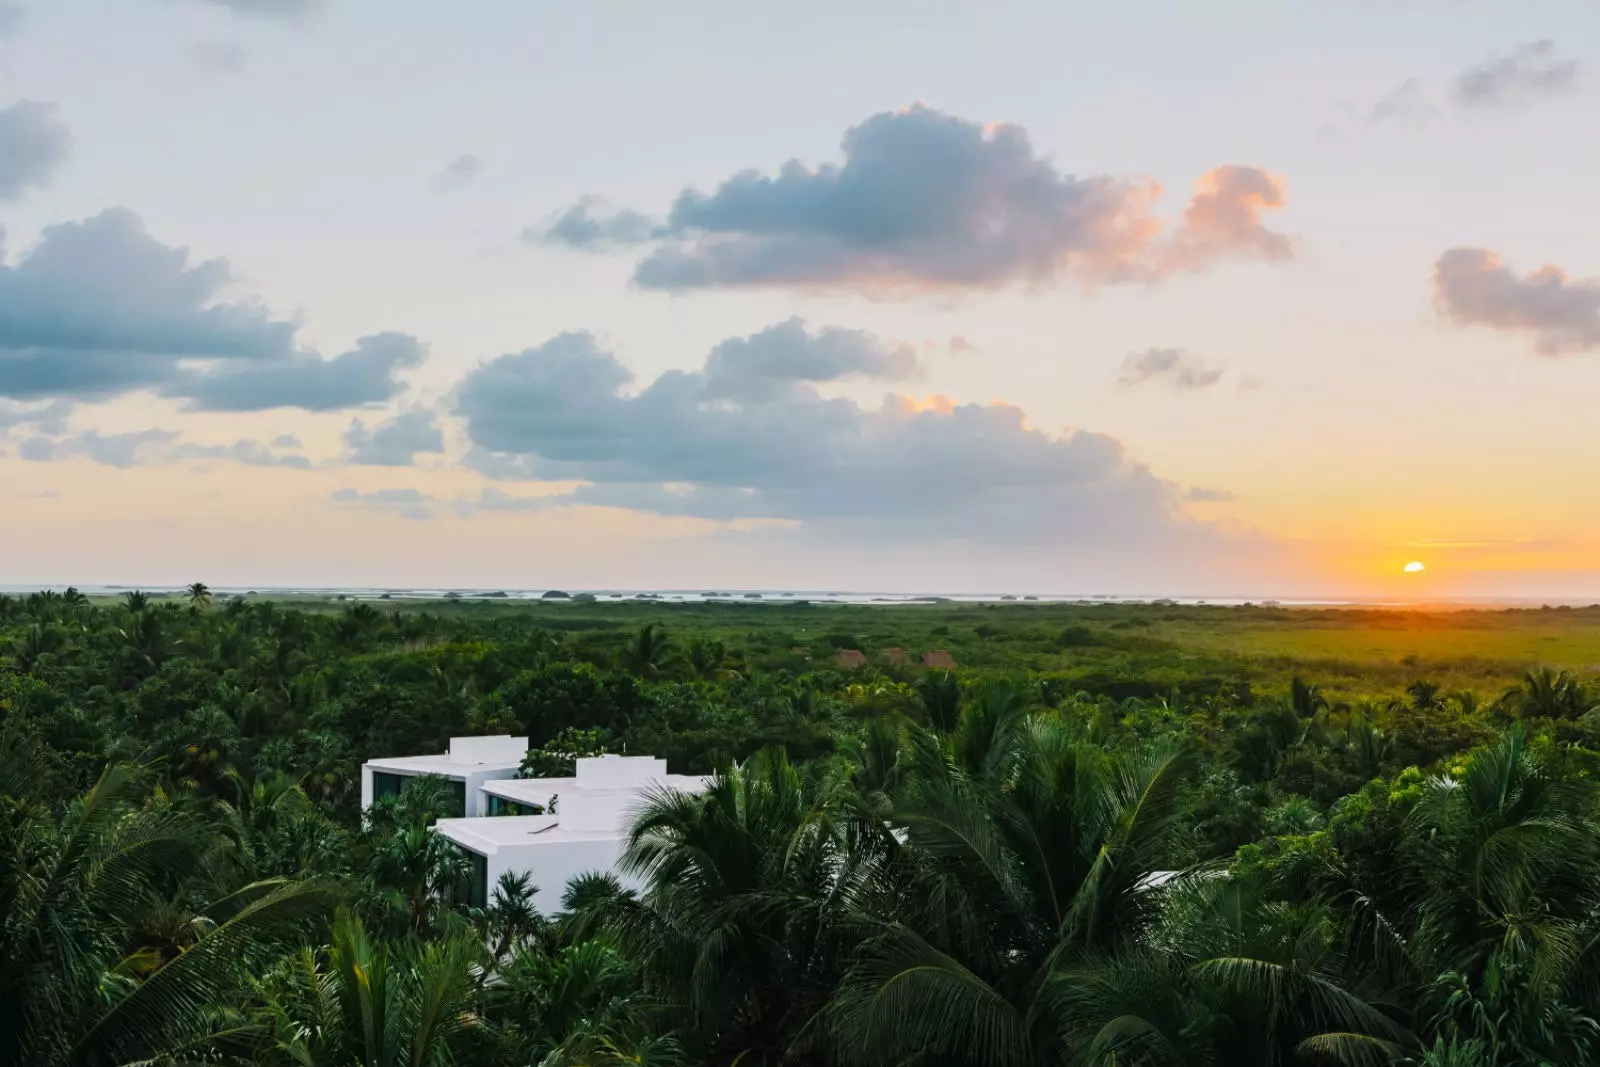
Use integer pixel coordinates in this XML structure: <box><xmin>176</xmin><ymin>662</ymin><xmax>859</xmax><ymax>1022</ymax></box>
<box><xmin>536</xmin><ymin>105</ymin><xmax>1291</xmax><ymax>297</ymax></box>
<box><xmin>1434</xmin><ymin>247</ymin><xmax>1600</xmax><ymax>355</ymax></box>
<box><xmin>1158</xmin><ymin>166</ymin><xmax>1292</xmax><ymax>275</ymax></box>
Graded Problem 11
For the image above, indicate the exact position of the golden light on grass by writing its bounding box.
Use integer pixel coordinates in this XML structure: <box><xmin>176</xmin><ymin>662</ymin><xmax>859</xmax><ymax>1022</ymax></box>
<box><xmin>1403</xmin><ymin>561</ymin><xmax>1426</xmax><ymax>574</ymax></box>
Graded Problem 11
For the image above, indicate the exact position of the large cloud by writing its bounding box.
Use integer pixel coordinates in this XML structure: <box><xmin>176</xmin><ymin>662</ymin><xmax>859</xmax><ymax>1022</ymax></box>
<box><xmin>1433</xmin><ymin>248</ymin><xmax>1600</xmax><ymax>355</ymax></box>
<box><xmin>343</xmin><ymin>409</ymin><xmax>445</xmax><ymax>465</ymax></box>
<box><xmin>533</xmin><ymin>105</ymin><xmax>1290</xmax><ymax>295</ymax></box>
<box><xmin>1453</xmin><ymin>40</ymin><xmax>1579</xmax><ymax>108</ymax></box>
<box><xmin>0</xmin><ymin>208</ymin><xmax>420</xmax><ymax>406</ymax></box>
<box><xmin>0</xmin><ymin>100</ymin><xmax>72</xmax><ymax>200</ymax></box>
<box><xmin>457</xmin><ymin>320</ymin><xmax>1199</xmax><ymax>545</ymax></box>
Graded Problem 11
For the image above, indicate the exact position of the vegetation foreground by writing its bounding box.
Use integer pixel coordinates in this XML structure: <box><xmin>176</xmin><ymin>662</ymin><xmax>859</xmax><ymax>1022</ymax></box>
<box><xmin>4</xmin><ymin>588</ymin><xmax>1600</xmax><ymax>1066</ymax></box>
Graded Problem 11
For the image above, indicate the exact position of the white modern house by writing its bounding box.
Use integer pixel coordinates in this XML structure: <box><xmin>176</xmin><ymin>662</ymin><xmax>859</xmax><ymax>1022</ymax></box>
<box><xmin>360</xmin><ymin>738</ymin><xmax>710</xmax><ymax>913</ymax></box>
<box><xmin>360</xmin><ymin>735</ymin><xmax>530</xmax><ymax>818</ymax></box>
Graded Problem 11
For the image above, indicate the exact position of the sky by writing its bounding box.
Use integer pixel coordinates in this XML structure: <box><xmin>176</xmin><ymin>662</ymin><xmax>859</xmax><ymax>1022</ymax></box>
<box><xmin>2</xmin><ymin>0</ymin><xmax>1598</xmax><ymax>598</ymax></box>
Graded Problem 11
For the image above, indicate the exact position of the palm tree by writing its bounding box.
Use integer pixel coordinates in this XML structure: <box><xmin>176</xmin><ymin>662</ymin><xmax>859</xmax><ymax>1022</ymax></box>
<box><xmin>186</xmin><ymin>581</ymin><xmax>211</xmax><ymax>610</ymax></box>
<box><xmin>259</xmin><ymin>912</ymin><xmax>484</xmax><ymax>1067</ymax></box>
<box><xmin>622</xmin><ymin>624</ymin><xmax>672</xmax><ymax>679</ymax></box>
<box><xmin>916</xmin><ymin>670</ymin><xmax>962</xmax><ymax>732</ymax></box>
<box><xmin>1500</xmin><ymin>666</ymin><xmax>1594</xmax><ymax>719</ymax></box>
<box><xmin>0</xmin><ymin>762</ymin><xmax>335</xmax><ymax>1067</ymax></box>
<box><xmin>122</xmin><ymin>589</ymin><xmax>151</xmax><ymax>613</ymax></box>
<box><xmin>687</xmin><ymin>637</ymin><xmax>728</xmax><ymax>681</ymax></box>
<box><xmin>826</xmin><ymin>718</ymin><xmax>1196</xmax><ymax>1066</ymax></box>
<box><xmin>579</xmin><ymin>749</ymin><xmax>863</xmax><ymax>1065</ymax></box>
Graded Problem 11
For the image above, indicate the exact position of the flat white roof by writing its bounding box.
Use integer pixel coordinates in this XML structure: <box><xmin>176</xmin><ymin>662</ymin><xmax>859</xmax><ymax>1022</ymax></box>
<box><xmin>436</xmin><ymin>814</ymin><xmax>625</xmax><ymax>853</ymax></box>
<box><xmin>364</xmin><ymin>752</ymin><xmax>524</xmax><ymax>778</ymax></box>
<box><xmin>481</xmin><ymin>773</ymin><xmax>710</xmax><ymax>804</ymax></box>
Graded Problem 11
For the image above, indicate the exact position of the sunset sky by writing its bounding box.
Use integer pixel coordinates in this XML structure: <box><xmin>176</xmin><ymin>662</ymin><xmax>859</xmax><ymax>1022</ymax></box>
<box><xmin>3</xmin><ymin>0</ymin><xmax>1598</xmax><ymax>598</ymax></box>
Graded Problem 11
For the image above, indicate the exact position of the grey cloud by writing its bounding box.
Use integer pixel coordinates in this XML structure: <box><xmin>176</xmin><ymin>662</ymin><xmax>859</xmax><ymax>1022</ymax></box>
<box><xmin>0</xmin><ymin>208</ymin><xmax>419</xmax><ymax>408</ymax></box>
<box><xmin>456</xmin><ymin>322</ymin><xmax>1193</xmax><ymax>545</ymax></box>
<box><xmin>166</xmin><ymin>332</ymin><xmax>424</xmax><ymax>411</ymax></box>
<box><xmin>528</xmin><ymin>196</ymin><xmax>656</xmax><ymax>250</ymax></box>
<box><xmin>270</xmin><ymin>432</ymin><xmax>302</xmax><ymax>448</ymax></box>
<box><xmin>543</xmin><ymin>105</ymin><xmax>1290</xmax><ymax>295</ymax></box>
<box><xmin>1184</xmin><ymin>486</ymin><xmax>1236</xmax><ymax>502</ymax></box>
<box><xmin>431</xmin><ymin>154</ymin><xmax>483</xmax><ymax>193</ymax></box>
<box><xmin>0</xmin><ymin>397</ymin><xmax>69</xmax><ymax>431</ymax></box>
<box><xmin>0</xmin><ymin>100</ymin><xmax>71</xmax><ymax>200</ymax></box>
<box><xmin>0</xmin><ymin>4</ymin><xmax>26</xmax><ymax>38</ymax></box>
<box><xmin>330</xmin><ymin>487</ymin><xmax>433</xmax><ymax>520</ymax></box>
<box><xmin>19</xmin><ymin>427</ymin><xmax>308</xmax><ymax>468</ymax></box>
<box><xmin>20</xmin><ymin>429</ymin><xmax>177</xmax><ymax>468</ymax></box>
<box><xmin>1118</xmin><ymin>348</ymin><xmax>1223</xmax><ymax>389</ymax></box>
<box><xmin>0</xmin><ymin>208</ymin><xmax>293</xmax><ymax>398</ymax></box>
<box><xmin>1368</xmin><ymin>79</ymin><xmax>1437</xmax><ymax>128</ymax></box>
<box><xmin>699</xmin><ymin>317</ymin><xmax>917</xmax><ymax>402</ymax></box>
<box><xmin>171</xmin><ymin>437</ymin><xmax>311</xmax><ymax>468</ymax></box>
<box><xmin>343</xmin><ymin>409</ymin><xmax>445</xmax><ymax>466</ymax></box>
<box><xmin>455</xmin><ymin>487</ymin><xmax>562</xmax><ymax>516</ymax></box>
<box><xmin>1434</xmin><ymin>247</ymin><xmax>1600</xmax><ymax>355</ymax></box>
<box><xmin>1453</xmin><ymin>40</ymin><xmax>1578</xmax><ymax>108</ymax></box>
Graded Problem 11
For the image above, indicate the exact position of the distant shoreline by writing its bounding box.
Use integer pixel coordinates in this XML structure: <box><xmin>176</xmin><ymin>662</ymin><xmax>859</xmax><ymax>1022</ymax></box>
<box><xmin>5</xmin><ymin>584</ymin><xmax>1598</xmax><ymax>610</ymax></box>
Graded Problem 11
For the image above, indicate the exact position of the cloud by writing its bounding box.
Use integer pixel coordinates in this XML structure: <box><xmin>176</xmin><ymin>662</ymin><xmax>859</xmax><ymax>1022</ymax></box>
<box><xmin>431</xmin><ymin>154</ymin><xmax>483</xmax><ymax>193</ymax></box>
<box><xmin>18</xmin><ymin>427</ymin><xmax>310</xmax><ymax>468</ymax></box>
<box><xmin>1184</xmin><ymin>486</ymin><xmax>1237</xmax><ymax>502</ymax></box>
<box><xmin>1117</xmin><ymin>348</ymin><xmax>1223</xmax><ymax>389</ymax></box>
<box><xmin>455</xmin><ymin>486</ymin><xmax>564</xmax><ymax>516</ymax></box>
<box><xmin>166</xmin><ymin>332</ymin><xmax>425</xmax><ymax>411</ymax></box>
<box><xmin>189</xmin><ymin>40</ymin><xmax>251</xmax><ymax>73</ymax></box>
<box><xmin>526</xmin><ymin>196</ymin><xmax>655</xmax><ymax>250</ymax></box>
<box><xmin>343</xmin><ymin>409</ymin><xmax>445</xmax><ymax>466</ymax></box>
<box><xmin>455</xmin><ymin>321</ymin><xmax>1209</xmax><ymax>547</ymax></box>
<box><xmin>1158</xmin><ymin>166</ymin><xmax>1291</xmax><ymax>273</ymax></box>
<box><xmin>1453</xmin><ymin>40</ymin><xmax>1579</xmax><ymax>108</ymax></box>
<box><xmin>1365</xmin><ymin>78</ymin><xmax>1438</xmax><ymax>128</ymax></box>
<box><xmin>270</xmin><ymin>432</ymin><xmax>301</xmax><ymax>448</ymax></box>
<box><xmin>947</xmin><ymin>335</ymin><xmax>980</xmax><ymax>355</ymax></box>
<box><xmin>699</xmin><ymin>317</ymin><xmax>917</xmax><ymax>402</ymax></box>
<box><xmin>1328</xmin><ymin>45</ymin><xmax>1577</xmax><ymax>138</ymax></box>
<box><xmin>539</xmin><ymin>104</ymin><xmax>1289</xmax><ymax>295</ymax></box>
<box><xmin>0</xmin><ymin>397</ymin><xmax>69</xmax><ymax>432</ymax></box>
<box><xmin>0</xmin><ymin>100</ymin><xmax>71</xmax><ymax>201</ymax></box>
<box><xmin>0</xmin><ymin>4</ymin><xmax>26</xmax><ymax>38</ymax></box>
<box><xmin>1433</xmin><ymin>247</ymin><xmax>1600</xmax><ymax>355</ymax></box>
<box><xmin>0</xmin><ymin>208</ymin><xmax>422</xmax><ymax>407</ymax></box>
<box><xmin>194</xmin><ymin>0</ymin><xmax>327</xmax><ymax>18</ymax></box>
<box><xmin>330</xmin><ymin>487</ymin><xmax>433</xmax><ymax>520</ymax></box>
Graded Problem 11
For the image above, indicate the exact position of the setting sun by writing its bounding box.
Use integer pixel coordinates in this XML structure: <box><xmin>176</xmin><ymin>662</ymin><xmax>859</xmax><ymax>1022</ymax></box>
<box><xmin>1403</xmin><ymin>561</ymin><xmax>1426</xmax><ymax>574</ymax></box>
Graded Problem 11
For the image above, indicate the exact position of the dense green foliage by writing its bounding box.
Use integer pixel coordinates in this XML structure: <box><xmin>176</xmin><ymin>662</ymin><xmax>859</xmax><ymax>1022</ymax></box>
<box><xmin>3</xmin><ymin>588</ymin><xmax>1600</xmax><ymax>1065</ymax></box>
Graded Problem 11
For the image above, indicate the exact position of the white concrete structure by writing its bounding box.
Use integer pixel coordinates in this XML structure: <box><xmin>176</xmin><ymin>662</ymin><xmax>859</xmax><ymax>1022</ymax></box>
<box><xmin>360</xmin><ymin>735</ymin><xmax>529</xmax><ymax>818</ymax></box>
<box><xmin>434</xmin><ymin>753</ymin><xmax>711</xmax><ymax>912</ymax></box>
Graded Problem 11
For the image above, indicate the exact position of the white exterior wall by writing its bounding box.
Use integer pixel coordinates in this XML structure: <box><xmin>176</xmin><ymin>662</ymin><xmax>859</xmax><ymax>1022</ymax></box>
<box><xmin>449</xmin><ymin>736</ymin><xmax>529</xmax><ymax>762</ymax></box>
<box><xmin>485</xmin><ymin>837</ymin><xmax>634</xmax><ymax>909</ymax></box>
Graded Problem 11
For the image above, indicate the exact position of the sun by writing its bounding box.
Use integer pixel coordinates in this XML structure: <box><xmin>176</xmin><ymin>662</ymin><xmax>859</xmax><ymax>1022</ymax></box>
<box><xmin>1403</xmin><ymin>561</ymin><xmax>1426</xmax><ymax>574</ymax></box>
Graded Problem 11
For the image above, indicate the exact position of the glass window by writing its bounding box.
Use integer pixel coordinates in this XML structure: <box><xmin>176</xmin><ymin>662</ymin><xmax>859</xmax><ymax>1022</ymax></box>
<box><xmin>372</xmin><ymin>771</ymin><xmax>404</xmax><ymax>801</ymax></box>
<box><xmin>455</xmin><ymin>845</ymin><xmax>488</xmax><ymax>908</ymax></box>
<box><xmin>447</xmin><ymin>779</ymin><xmax>467</xmax><ymax>819</ymax></box>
